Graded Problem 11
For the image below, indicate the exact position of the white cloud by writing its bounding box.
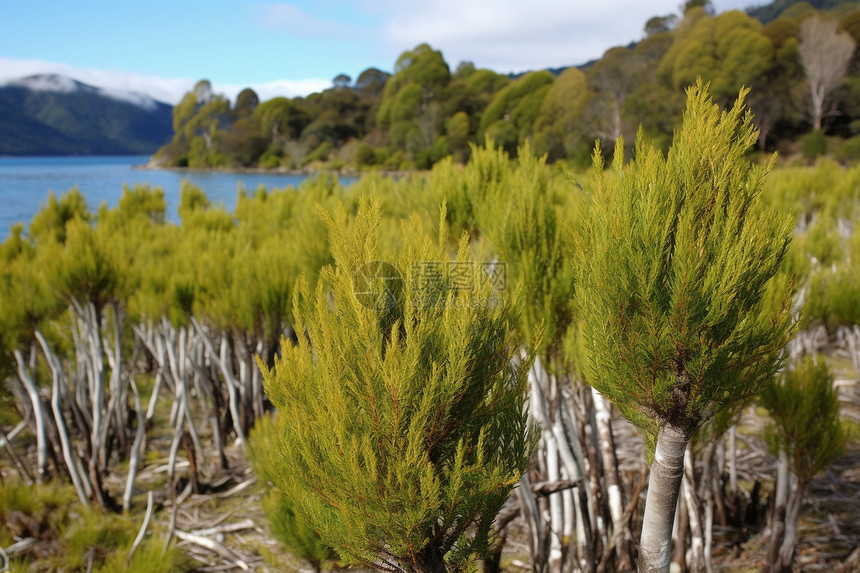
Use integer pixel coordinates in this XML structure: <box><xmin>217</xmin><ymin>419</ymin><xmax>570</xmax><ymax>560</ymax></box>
<box><xmin>370</xmin><ymin>0</ymin><xmax>681</xmax><ymax>72</ymax></box>
<box><xmin>362</xmin><ymin>0</ymin><xmax>771</xmax><ymax>73</ymax></box>
<box><xmin>219</xmin><ymin>79</ymin><xmax>332</xmax><ymax>102</ymax></box>
<box><xmin>0</xmin><ymin>56</ymin><xmax>330</xmax><ymax>105</ymax></box>
<box><xmin>5</xmin><ymin>74</ymin><xmax>160</xmax><ymax>111</ymax></box>
<box><xmin>0</xmin><ymin>57</ymin><xmax>193</xmax><ymax>104</ymax></box>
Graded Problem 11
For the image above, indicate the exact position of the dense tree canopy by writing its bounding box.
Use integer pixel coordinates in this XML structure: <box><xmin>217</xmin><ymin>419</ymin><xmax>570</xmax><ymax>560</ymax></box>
<box><xmin>152</xmin><ymin>2</ymin><xmax>860</xmax><ymax>170</ymax></box>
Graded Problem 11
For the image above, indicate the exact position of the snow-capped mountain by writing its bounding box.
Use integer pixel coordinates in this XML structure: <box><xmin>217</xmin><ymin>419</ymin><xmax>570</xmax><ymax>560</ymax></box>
<box><xmin>4</xmin><ymin>74</ymin><xmax>163</xmax><ymax>112</ymax></box>
<box><xmin>0</xmin><ymin>74</ymin><xmax>174</xmax><ymax>156</ymax></box>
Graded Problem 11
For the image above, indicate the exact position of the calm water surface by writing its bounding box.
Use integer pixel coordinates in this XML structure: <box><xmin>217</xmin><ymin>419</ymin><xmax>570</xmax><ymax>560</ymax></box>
<box><xmin>0</xmin><ymin>156</ymin><xmax>355</xmax><ymax>237</ymax></box>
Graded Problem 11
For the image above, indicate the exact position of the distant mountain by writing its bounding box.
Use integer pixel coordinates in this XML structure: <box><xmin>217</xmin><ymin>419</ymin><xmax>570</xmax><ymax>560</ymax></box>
<box><xmin>0</xmin><ymin>74</ymin><xmax>173</xmax><ymax>156</ymax></box>
<box><xmin>747</xmin><ymin>0</ymin><xmax>860</xmax><ymax>24</ymax></box>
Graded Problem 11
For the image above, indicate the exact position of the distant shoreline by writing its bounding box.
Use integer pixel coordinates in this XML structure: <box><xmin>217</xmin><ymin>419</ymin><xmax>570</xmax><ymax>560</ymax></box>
<box><xmin>133</xmin><ymin>160</ymin><xmax>418</xmax><ymax>179</ymax></box>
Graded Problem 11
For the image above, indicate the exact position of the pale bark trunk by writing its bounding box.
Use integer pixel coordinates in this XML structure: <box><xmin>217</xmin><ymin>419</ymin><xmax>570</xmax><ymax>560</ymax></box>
<box><xmin>167</xmin><ymin>389</ymin><xmax>186</xmax><ymax>492</ymax></box>
<box><xmin>14</xmin><ymin>349</ymin><xmax>49</xmax><ymax>482</ymax></box>
<box><xmin>107</xmin><ymin>305</ymin><xmax>127</xmax><ymax>455</ymax></box>
<box><xmin>638</xmin><ymin>422</ymin><xmax>691</xmax><ymax>573</ymax></box>
<box><xmin>578</xmin><ymin>400</ymin><xmax>605</xmax><ymax>562</ymax></box>
<box><xmin>776</xmin><ymin>478</ymin><xmax>804</xmax><ymax>572</ymax></box>
<box><xmin>546</xmin><ymin>436</ymin><xmax>563</xmax><ymax>573</ymax></box>
<box><xmin>847</xmin><ymin>326</ymin><xmax>860</xmax><ymax>381</ymax></box>
<box><xmin>123</xmin><ymin>377</ymin><xmax>146</xmax><ymax>513</ymax></box>
<box><xmin>35</xmin><ymin>330</ymin><xmax>89</xmax><ymax>506</ymax></box>
<box><xmin>1</xmin><ymin>427</ymin><xmax>34</xmax><ymax>483</ymax></box>
<box><xmin>84</xmin><ymin>301</ymin><xmax>109</xmax><ymax>502</ymax></box>
<box><xmin>701</xmin><ymin>442</ymin><xmax>716</xmax><ymax>573</ymax></box>
<box><xmin>559</xmin><ymin>395</ymin><xmax>596</xmax><ymax>572</ymax></box>
<box><xmin>766</xmin><ymin>449</ymin><xmax>790</xmax><ymax>570</ymax></box>
<box><xmin>146</xmin><ymin>370</ymin><xmax>163</xmax><ymax>426</ymax></box>
<box><xmin>591</xmin><ymin>388</ymin><xmax>633</xmax><ymax>571</ymax></box>
<box><xmin>192</xmin><ymin>317</ymin><xmax>246</xmax><ymax>448</ymax></box>
<box><xmin>672</xmin><ymin>485</ymin><xmax>689</xmax><ymax>573</ymax></box>
<box><xmin>187</xmin><ymin>344</ymin><xmax>229</xmax><ymax>469</ymax></box>
<box><xmin>529</xmin><ymin>360</ymin><xmax>563</xmax><ymax>573</ymax></box>
<box><xmin>561</xmin><ymin>466</ymin><xmax>574</xmax><ymax>548</ymax></box>
<box><xmin>518</xmin><ymin>472</ymin><xmax>547</xmax><ymax>573</ymax></box>
<box><xmin>177</xmin><ymin>327</ymin><xmax>204</xmax><ymax>463</ymax></box>
<box><xmin>165</xmin><ymin>324</ymin><xmax>183</xmax><ymax>427</ymax></box>
<box><xmin>683</xmin><ymin>445</ymin><xmax>705</xmax><ymax>573</ymax></box>
<box><xmin>728</xmin><ymin>425</ymin><xmax>738</xmax><ymax>503</ymax></box>
<box><xmin>253</xmin><ymin>339</ymin><xmax>265</xmax><ymax>418</ymax></box>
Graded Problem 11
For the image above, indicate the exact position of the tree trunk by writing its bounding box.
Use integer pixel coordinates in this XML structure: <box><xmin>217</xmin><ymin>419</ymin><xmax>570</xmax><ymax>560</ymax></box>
<box><xmin>592</xmin><ymin>388</ymin><xmax>633</xmax><ymax>571</ymax></box>
<box><xmin>766</xmin><ymin>449</ymin><xmax>789</xmax><ymax>570</ymax></box>
<box><xmin>638</xmin><ymin>422</ymin><xmax>691</xmax><ymax>573</ymax></box>
<box><xmin>847</xmin><ymin>326</ymin><xmax>860</xmax><ymax>381</ymax></box>
<box><xmin>35</xmin><ymin>330</ymin><xmax>89</xmax><ymax>506</ymax></box>
<box><xmin>192</xmin><ymin>317</ymin><xmax>247</xmax><ymax>448</ymax></box>
<box><xmin>413</xmin><ymin>543</ymin><xmax>448</xmax><ymax>573</ymax></box>
<box><xmin>728</xmin><ymin>425</ymin><xmax>738</xmax><ymax>515</ymax></box>
<box><xmin>773</xmin><ymin>478</ymin><xmax>804</xmax><ymax>573</ymax></box>
<box><xmin>673</xmin><ymin>485</ymin><xmax>689</xmax><ymax>573</ymax></box>
<box><xmin>14</xmin><ymin>349</ymin><xmax>50</xmax><ymax>482</ymax></box>
<box><xmin>683</xmin><ymin>445</ymin><xmax>705</xmax><ymax>573</ymax></box>
<box><xmin>123</xmin><ymin>377</ymin><xmax>146</xmax><ymax>512</ymax></box>
<box><xmin>527</xmin><ymin>359</ymin><xmax>563</xmax><ymax>573</ymax></box>
<box><xmin>517</xmin><ymin>471</ymin><xmax>547</xmax><ymax>573</ymax></box>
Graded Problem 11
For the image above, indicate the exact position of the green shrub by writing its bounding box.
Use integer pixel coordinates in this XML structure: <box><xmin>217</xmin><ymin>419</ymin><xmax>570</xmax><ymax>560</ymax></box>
<box><xmin>354</xmin><ymin>143</ymin><xmax>377</xmax><ymax>166</ymax></box>
<box><xmin>259</xmin><ymin>144</ymin><xmax>285</xmax><ymax>169</ymax></box>
<box><xmin>761</xmin><ymin>356</ymin><xmax>847</xmax><ymax>482</ymax></box>
<box><xmin>834</xmin><ymin>134</ymin><xmax>860</xmax><ymax>163</ymax></box>
<box><xmin>305</xmin><ymin>141</ymin><xmax>333</xmax><ymax>164</ymax></box>
<box><xmin>802</xmin><ymin>129</ymin><xmax>827</xmax><ymax>160</ymax></box>
<box><xmin>255</xmin><ymin>198</ymin><xmax>535</xmax><ymax>572</ymax></box>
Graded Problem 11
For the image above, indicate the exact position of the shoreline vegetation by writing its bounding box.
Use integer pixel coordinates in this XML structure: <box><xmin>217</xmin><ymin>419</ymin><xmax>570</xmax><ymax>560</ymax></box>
<box><xmin>151</xmin><ymin>2</ymin><xmax>860</xmax><ymax>174</ymax></box>
<box><xmin>135</xmin><ymin>157</ymin><xmax>417</xmax><ymax>179</ymax></box>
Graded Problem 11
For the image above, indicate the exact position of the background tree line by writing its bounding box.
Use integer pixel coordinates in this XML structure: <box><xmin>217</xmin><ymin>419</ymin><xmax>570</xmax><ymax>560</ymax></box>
<box><xmin>153</xmin><ymin>0</ymin><xmax>860</xmax><ymax>172</ymax></box>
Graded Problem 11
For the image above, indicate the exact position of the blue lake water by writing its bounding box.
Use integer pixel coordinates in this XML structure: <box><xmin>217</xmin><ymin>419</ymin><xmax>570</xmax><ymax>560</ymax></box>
<box><xmin>0</xmin><ymin>156</ymin><xmax>356</xmax><ymax>238</ymax></box>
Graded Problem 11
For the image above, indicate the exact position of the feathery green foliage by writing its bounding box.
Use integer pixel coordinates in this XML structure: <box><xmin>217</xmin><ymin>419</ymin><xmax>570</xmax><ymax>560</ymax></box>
<box><xmin>248</xmin><ymin>413</ymin><xmax>335</xmax><ymax>569</ymax></box>
<box><xmin>576</xmin><ymin>80</ymin><xmax>795</xmax><ymax>450</ymax></box>
<box><xmin>257</xmin><ymin>197</ymin><xmax>535</xmax><ymax>572</ymax></box>
<box><xmin>760</xmin><ymin>356</ymin><xmax>847</xmax><ymax>482</ymax></box>
<box><xmin>478</xmin><ymin>142</ymin><xmax>575</xmax><ymax>370</ymax></box>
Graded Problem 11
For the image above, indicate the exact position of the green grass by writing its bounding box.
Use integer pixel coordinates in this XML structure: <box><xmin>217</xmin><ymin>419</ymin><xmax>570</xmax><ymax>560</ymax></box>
<box><xmin>0</xmin><ymin>478</ymin><xmax>188</xmax><ymax>572</ymax></box>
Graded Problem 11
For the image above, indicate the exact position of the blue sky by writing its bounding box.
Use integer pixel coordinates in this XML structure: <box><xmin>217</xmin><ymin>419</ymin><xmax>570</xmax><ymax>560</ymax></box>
<box><xmin>0</xmin><ymin>0</ymin><xmax>763</xmax><ymax>104</ymax></box>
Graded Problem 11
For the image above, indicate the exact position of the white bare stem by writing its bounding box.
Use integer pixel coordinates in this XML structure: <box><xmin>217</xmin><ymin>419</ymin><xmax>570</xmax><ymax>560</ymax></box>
<box><xmin>528</xmin><ymin>359</ymin><xmax>563</xmax><ymax>573</ymax></box>
<box><xmin>592</xmin><ymin>387</ymin><xmax>632</xmax><ymax>570</ymax></box>
<box><xmin>127</xmin><ymin>491</ymin><xmax>153</xmax><ymax>566</ymax></box>
<box><xmin>683</xmin><ymin>445</ymin><xmax>705</xmax><ymax>573</ymax></box>
<box><xmin>192</xmin><ymin>317</ymin><xmax>246</xmax><ymax>448</ymax></box>
<box><xmin>124</xmin><ymin>377</ymin><xmax>146</xmax><ymax>513</ymax></box>
<box><xmin>13</xmin><ymin>349</ymin><xmax>48</xmax><ymax>482</ymax></box>
<box><xmin>35</xmin><ymin>329</ymin><xmax>89</xmax><ymax>506</ymax></box>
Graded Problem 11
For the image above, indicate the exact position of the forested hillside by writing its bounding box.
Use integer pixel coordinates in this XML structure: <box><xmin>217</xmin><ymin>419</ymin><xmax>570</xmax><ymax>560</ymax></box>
<box><xmin>0</xmin><ymin>75</ymin><xmax>174</xmax><ymax>156</ymax></box>
<box><xmin>153</xmin><ymin>0</ymin><xmax>860</xmax><ymax>171</ymax></box>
